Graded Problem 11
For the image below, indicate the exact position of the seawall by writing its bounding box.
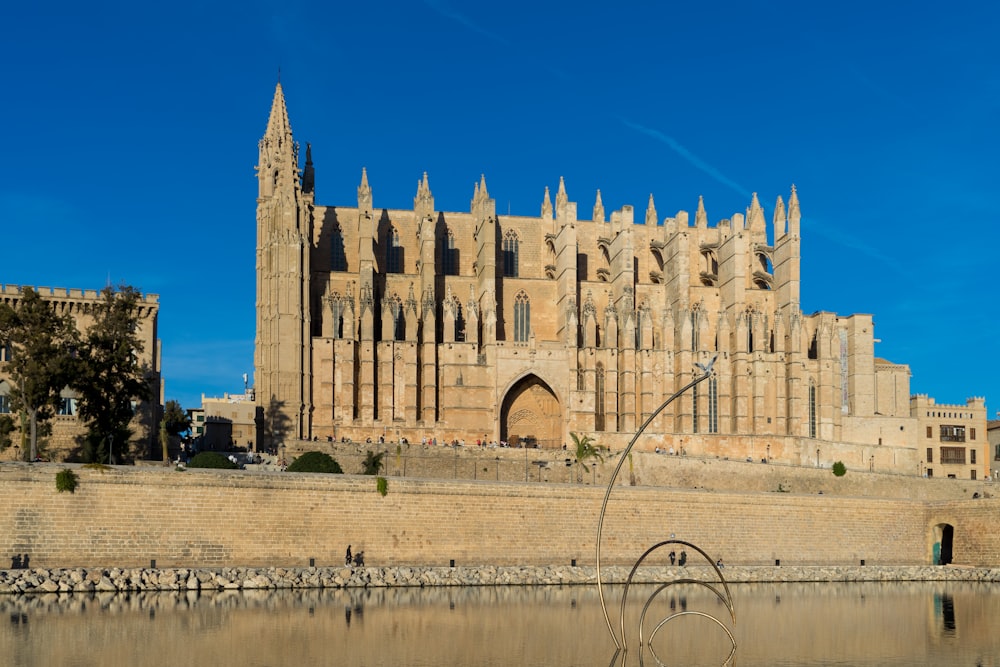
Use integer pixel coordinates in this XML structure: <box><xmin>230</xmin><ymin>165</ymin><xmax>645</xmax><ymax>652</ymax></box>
<box><xmin>2</xmin><ymin>463</ymin><xmax>998</xmax><ymax>570</ymax></box>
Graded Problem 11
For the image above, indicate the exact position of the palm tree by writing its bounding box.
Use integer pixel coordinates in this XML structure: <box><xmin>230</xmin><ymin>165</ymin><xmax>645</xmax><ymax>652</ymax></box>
<box><xmin>361</xmin><ymin>450</ymin><xmax>385</xmax><ymax>475</ymax></box>
<box><xmin>571</xmin><ymin>432</ymin><xmax>605</xmax><ymax>483</ymax></box>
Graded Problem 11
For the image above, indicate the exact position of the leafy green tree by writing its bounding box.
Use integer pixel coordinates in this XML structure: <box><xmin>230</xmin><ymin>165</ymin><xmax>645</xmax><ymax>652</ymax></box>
<box><xmin>71</xmin><ymin>285</ymin><xmax>154</xmax><ymax>463</ymax></box>
<box><xmin>361</xmin><ymin>450</ymin><xmax>385</xmax><ymax>475</ymax></box>
<box><xmin>0</xmin><ymin>287</ymin><xmax>78</xmax><ymax>461</ymax></box>
<box><xmin>571</xmin><ymin>432</ymin><xmax>605</xmax><ymax>483</ymax></box>
<box><xmin>263</xmin><ymin>396</ymin><xmax>291</xmax><ymax>448</ymax></box>
<box><xmin>163</xmin><ymin>399</ymin><xmax>190</xmax><ymax>436</ymax></box>
<box><xmin>187</xmin><ymin>451</ymin><xmax>238</xmax><ymax>469</ymax></box>
<box><xmin>286</xmin><ymin>451</ymin><xmax>343</xmax><ymax>473</ymax></box>
<box><xmin>0</xmin><ymin>415</ymin><xmax>15</xmax><ymax>453</ymax></box>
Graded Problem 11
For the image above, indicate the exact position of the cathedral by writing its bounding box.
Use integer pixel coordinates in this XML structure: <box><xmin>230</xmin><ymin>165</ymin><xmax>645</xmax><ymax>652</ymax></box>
<box><xmin>254</xmin><ymin>83</ymin><xmax>921</xmax><ymax>471</ymax></box>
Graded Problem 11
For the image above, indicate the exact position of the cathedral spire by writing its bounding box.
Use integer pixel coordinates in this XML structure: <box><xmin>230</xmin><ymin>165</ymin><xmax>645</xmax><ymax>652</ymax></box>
<box><xmin>257</xmin><ymin>82</ymin><xmax>300</xmax><ymax>201</ymax></box>
<box><xmin>593</xmin><ymin>189</ymin><xmax>605</xmax><ymax>223</ymax></box>
<box><xmin>556</xmin><ymin>176</ymin><xmax>568</xmax><ymax>212</ymax></box>
<box><xmin>788</xmin><ymin>185</ymin><xmax>800</xmax><ymax>235</ymax></box>
<box><xmin>358</xmin><ymin>167</ymin><xmax>372</xmax><ymax>212</ymax></box>
<box><xmin>414</xmin><ymin>171</ymin><xmax>434</xmax><ymax>217</ymax></box>
<box><xmin>302</xmin><ymin>142</ymin><xmax>314</xmax><ymax>194</ymax></box>
<box><xmin>773</xmin><ymin>195</ymin><xmax>787</xmax><ymax>237</ymax></box>
<box><xmin>695</xmin><ymin>195</ymin><xmax>708</xmax><ymax>228</ymax></box>
<box><xmin>747</xmin><ymin>192</ymin><xmax>765</xmax><ymax>232</ymax></box>
<box><xmin>264</xmin><ymin>82</ymin><xmax>293</xmax><ymax>140</ymax></box>
<box><xmin>645</xmin><ymin>193</ymin><xmax>657</xmax><ymax>225</ymax></box>
<box><xmin>541</xmin><ymin>186</ymin><xmax>553</xmax><ymax>219</ymax></box>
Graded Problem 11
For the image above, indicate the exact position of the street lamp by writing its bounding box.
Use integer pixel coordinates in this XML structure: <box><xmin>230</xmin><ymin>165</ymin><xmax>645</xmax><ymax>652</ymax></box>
<box><xmin>108</xmin><ymin>434</ymin><xmax>114</xmax><ymax>466</ymax></box>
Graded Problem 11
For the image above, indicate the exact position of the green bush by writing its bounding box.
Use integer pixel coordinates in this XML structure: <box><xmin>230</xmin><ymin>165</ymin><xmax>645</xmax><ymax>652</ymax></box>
<box><xmin>286</xmin><ymin>451</ymin><xmax>343</xmax><ymax>474</ymax></box>
<box><xmin>187</xmin><ymin>452</ymin><xmax>238</xmax><ymax>469</ymax></box>
<box><xmin>832</xmin><ymin>461</ymin><xmax>847</xmax><ymax>477</ymax></box>
<box><xmin>56</xmin><ymin>468</ymin><xmax>79</xmax><ymax>493</ymax></box>
<box><xmin>376</xmin><ymin>476</ymin><xmax>388</xmax><ymax>496</ymax></box>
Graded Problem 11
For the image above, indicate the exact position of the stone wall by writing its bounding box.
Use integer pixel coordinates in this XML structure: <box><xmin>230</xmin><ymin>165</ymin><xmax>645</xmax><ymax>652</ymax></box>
<box><xmin>1</xmin><ymin>464</ymin><xmax>997</xmax><ymax>570</ymax></box>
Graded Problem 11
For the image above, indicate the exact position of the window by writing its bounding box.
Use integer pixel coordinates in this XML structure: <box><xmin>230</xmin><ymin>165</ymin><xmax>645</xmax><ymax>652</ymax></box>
<box><xmin>502</xmin><ymin>230</ymin><xmax>519</xmax><ymax>277</ymax></box>
<box><xmin>595</xmin><ymin>363</ymin><xmax>606</xmax><ymax>432</ymax></box>
<box><xmin>808</xmin><ymin>382</ymin><xmax>817</xmax><ymax>438</ymax></box>
<box><xmin>690</xmin><ymin>310</ymin><xmax>700</xmax><ymax>351</ymax></box>
<box><xmin>513</xmin><ymin>292</ymin><xmax>530</xmax><ymax>342</ymax></box>
<box><xmin>330</xmin><ymin>297</ymin><xmax>344</xmax><ymax>339</ymax></box>
<box><xmin>577</xmin><ymin>368</ymin><xmax>585</xmax><ymax>391</ymax></box>
<box><xmin>390</xmin><ymin>298</ymin><xmax>404</xmax><ymax>341</ymax></box>
<box><xmin>0</xmin><ymin>394</ymin><xmax>9</xmax><ymax>414</ymax></box>
<box><xmin>940</xmin><ymin>447</ymin><xmax>966</xmax><ymax>464</ymax></box>
<box><xmin>940</xmin><ymin>425</ymin><xmax>966</xmax><ymax>442</ymax></box>
<box><xmin>0</xmin><ymin>341</ymin><xmax>11</xmax><ymax>362</ymax></box>
<box><xmin>926</xmin><ymin>468</ymin><xmax>933</xmax><ymax>478</ymax></box>
<box><xmin>970</xmin><ymin>427</ymin><xmax>976</xmax><ymax>441</ymax></box>
<box><xmin>58</xmin><ymin>397</ymin><xmax>76</xmax><ymax>416</ymax></box>
<box><xmin>387</xmin><ymin>227</ymin><xmax>403</xmax><ymax>273</ymax></box>
<box><xmin>926</xmin><ymin>447</ymin><xmax>933</xmax><ymax>463</ymax></box>
<box><xmin>971</xmin><ymin>449</ymin><xmax>976</xmax><ymax>465</ymax></box>
<box><xmin>971</xmin><ymin>470</ymin><xmax>977</xmax><ymax>480</ymax></box>
<box><xmin>707</xmin><ymin>376</ymin><xmax>718</xmax><ymax>434</ymax></box>
<box><xmin>926</xmin><ymin>426</ymin><xmax>932</xmax><ymax>438</ymax></box>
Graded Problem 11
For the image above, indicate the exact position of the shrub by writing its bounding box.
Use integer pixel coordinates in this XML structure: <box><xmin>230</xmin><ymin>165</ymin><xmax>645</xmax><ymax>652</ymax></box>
<box><xmin>56</xmin><ymin>468</ymin><xmax>79</xmax><ymax>493</ymax></box>
<box><xmin>361</xmin><ymin>450</ymin><xmax>385</xmax><ymax>475</ymax></box>
<box><xmin>832</xmin><ymin>461</ymin><xmax>847</xmax><ymax>477</ymax></box>
<box><xmin>188</xmin><ymin>452</ymin><xmax>238</xmax><ymax>469</ymax></box>
<box><xmin>286</xmin><ymin>451</ymin><xmax>343</xmax><ymax>474</ymax></box>
<box><xmin>376</xmin><ymin>476</ymin><xmax>388</xmax><ymax>496</ymax></box>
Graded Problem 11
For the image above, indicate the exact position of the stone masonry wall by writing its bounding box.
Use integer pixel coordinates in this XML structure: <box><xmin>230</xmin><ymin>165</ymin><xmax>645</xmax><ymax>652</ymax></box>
<box><xmin>0</xmin><ymin>464</ymin><xmax>997</xmax><ymax>570</ymax></box>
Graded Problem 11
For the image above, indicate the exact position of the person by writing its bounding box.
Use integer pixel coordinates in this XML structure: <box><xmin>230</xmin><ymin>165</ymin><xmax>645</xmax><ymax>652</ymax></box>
<box><xmin>669</xmin><ymin>446</ymin><xmax>675</xmax><ymax>456</ymax></box>
<box><xmin>668</xmin><ymin>550</ymin><xmax>676</xmax><ymax>565</ymax></box>
<box><xmin>353</xmin><ymin>551</ymin><xmax>365</xmax><ymax>567</ymax></box>
<box><xmin>716</xmin><ymin>557</ymin><xmax>725</xmax><ymax>568</ymax></box>
<box><xmin>678</xmin><ymin>550</ymin><xmax>687</xmax><ymax>567</ymax></box>
<box><xmin>11</xmin><ymin>554</ymin><xmax>22</xmax><ymax>569</ymax></box>
<box><xmin>345</xmin><ymin>545</ymin><xmax>352</xmax><ymax>566</ymax></box>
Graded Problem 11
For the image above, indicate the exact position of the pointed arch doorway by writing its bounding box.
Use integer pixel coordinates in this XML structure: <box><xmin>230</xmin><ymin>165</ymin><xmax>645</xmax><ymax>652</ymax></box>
<box><xmin>500</xmin><ymin>375</ymin><xmax>561</xmax><ymax>449</ymax></box>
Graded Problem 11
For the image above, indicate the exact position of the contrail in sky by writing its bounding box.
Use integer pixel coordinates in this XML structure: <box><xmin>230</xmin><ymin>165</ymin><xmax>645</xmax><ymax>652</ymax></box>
<box><xmin>423</xmin><ymin>0</ymin><xmax>510</xmax><ymax>46</ymax></box>
<box><xmin>619</xmin><ymin>118</ymin><xmax>752</xmax><ymax>199</ymax></box>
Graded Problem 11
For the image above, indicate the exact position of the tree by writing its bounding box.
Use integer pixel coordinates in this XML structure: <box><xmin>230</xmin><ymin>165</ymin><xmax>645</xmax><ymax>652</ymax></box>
<box><xmin>0</xmin><ymin>287</ymin><xmax>78</xmax><ymax>461</ymax></box>
<box><xmin>571</xmin><ymin>432</ymin><xmax>605</xmax><ymax>483</ymax></box>
<box><xmin>361</xmin><ymin>450</ymin><xmax>385</xmax><ymax>475</ymax></box>
<box><xmin>72</xmin><ymin>285</ymin><xmax>154</xmax><ymax>463</ymax></box>
<box><xmin>162</xmin><ymin>399</ymin><xmax>190</xmax><ymax>436</ymax></box>
<box><xmin>286</xmin><ymin>451</ymin><xmax>343</xmax><ymax>474</ymax></box>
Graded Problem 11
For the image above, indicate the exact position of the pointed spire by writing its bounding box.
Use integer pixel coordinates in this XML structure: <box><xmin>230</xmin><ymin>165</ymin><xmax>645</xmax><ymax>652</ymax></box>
<box><xmin>788</xmin><ymin>185</ymin><xmax>800</xmax><ymax>234</ymax></box>
<box><xmin>479</xmin><ymin>174</ymin><xmax>489</xmax><ymax>199</ymax></box>
<box><xmin>358</xmin><ymin>167</ymin><xmax>372</xmax><ymax>211</ymax></box>
<box><xmin>264</xmin><ymin>82</ymin><xmax>293</xmax><ymax>140</ymax></box>
<box><xmin>541</xmin><ymin>186</ymin><xmax>553</xmax><ymax>219</ymax></box>
<box><xmin>695</xmin><ymin>195</ymin><xmax>708</xmax><ymax>228</ymax></box>
<box><xmin>645</xmin><ymin>193</ymin><xmax>657</xmax><ymax>226</ymax></box>
<box><xmin>556</xmin><ymin>176</ymin><xmax>569</xmax><ymax>212</ymax></box>
<box><xmin>747</xmin><ymin>192</ymin><xmax>765</xmax><ymax>231</ymax></box>
<box><xmin>593</xmin><ymin>189</ymin><xmax>605</xmax><ymax>223</ymax></box>
<box><xmin>773</xmin><ymin>195</ymin><xmax>787</xmax><ymax>237</ymax></box>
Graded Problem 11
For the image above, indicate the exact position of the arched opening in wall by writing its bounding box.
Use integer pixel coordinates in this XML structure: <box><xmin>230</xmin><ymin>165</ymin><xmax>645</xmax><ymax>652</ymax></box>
<box><xmin>500</xmin><ymin>375</ymin><xmax>561</xmax><ymax>449</ymax></box>
<box><xmin>932</xmin><ymin>523</ymin><xmax>954</xmax><ymax>565</ymax></box>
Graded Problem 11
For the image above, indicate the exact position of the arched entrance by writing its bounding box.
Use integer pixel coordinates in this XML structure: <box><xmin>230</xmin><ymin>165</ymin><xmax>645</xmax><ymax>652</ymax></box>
<box><xmin>500</xmin><ymin>375</ymin><xmax>561</xmax><ymax>449</ymax></box>
<box><xmin>932</xmin><ymin>523</ymin><xmax>954</xmax><ymax>565</ymax></box>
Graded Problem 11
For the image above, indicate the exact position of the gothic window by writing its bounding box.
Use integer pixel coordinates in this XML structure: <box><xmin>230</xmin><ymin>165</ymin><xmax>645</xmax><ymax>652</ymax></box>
<box><xmin>513</xmin><ymin>291</ymin><xmax>530</xmax><ymax>342</ymax></box>
<box><xmin>331</xmin><ymin>226</ymin><xmax>347</xmax><ymax>272</ymax></box>
<box><xmin>595</xmin><ymin>363</ymin><xmax>606</xmax><ymax>432</ymax></box>
<box><xmin>808</xmin><ymin>381</ymin><xmax>817</xmax><ymax>438</ymax></box>
<box><xmin>708</xmin><ymin>376</ymin><xmax>719</xmax><ymax>434</ymax></box>
<box><xmin>387</xmin><ymin>227</ymin><xmax>403</xmax><ymax>274</ymax></box>
<box><xmin>503</xmin><ymin>230</ymin><xmax>519</xmax><ymax>277</ymax></box>
<box><xmin>58</xmin><ymin>397</ymin><xmax>77</xmax><ymax>416</ymax></box>
<box><xmin>0</xmin><ymin>382</ymin><xmax>9</xmax><ymax>414</ymax></box>
<box><xmin>692</xmin><ymin>383</ymin><xmax>699</xmax><ymax>434</ymax></box>
<box><xmin>443</xmin><ymin>229</ymin><xmax>459</xmax><ymax>276</ymax></box>
<box><xmin>0</xmin><ymin>340</ymin><xmax>12</xmax><ymax>362</ymax></box>
<box><xmin>454</xmin><ymin>299</ymin><xmax>466</xmax><ymax>342</ymax></box>
<box><xmin>577</xmin><ymin>367</ymin><xmax>585</xmax><ymax>391</ymax></box>
<box><xmin>330</xmin><ymin>297</ymin><xmax>344</xmax><ymax>339</ymax></box>
<box><xmin>691</xmin><ymin>310</ymin><xmax>700</xmax><ymax>351</ymax></box>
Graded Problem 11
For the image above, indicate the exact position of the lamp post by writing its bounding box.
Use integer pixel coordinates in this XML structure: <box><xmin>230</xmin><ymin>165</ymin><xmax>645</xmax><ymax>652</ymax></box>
<box><xmin>108</xmin><ymin>434</ymin><xmax>114</xmax><ymax>466</ymax></box>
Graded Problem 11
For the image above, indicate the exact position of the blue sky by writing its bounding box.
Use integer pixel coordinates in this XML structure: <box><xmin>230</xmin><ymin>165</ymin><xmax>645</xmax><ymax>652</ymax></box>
<box><xmin>2</xmin><ymin>1</ymin><xmax>998</xmax><ymax>413</ymax></box>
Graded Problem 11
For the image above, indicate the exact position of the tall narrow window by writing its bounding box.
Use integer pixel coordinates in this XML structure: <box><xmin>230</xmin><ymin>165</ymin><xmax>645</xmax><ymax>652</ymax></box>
<box><xmin>0</xmin><ymin>394</ymin><xmax>9</xmax><ymax>414</ymax></box>
<box><xmin>330</xmin><ymin>297</ymin><xmax>344</xmax><ymax>339</ymax></box>
<box><xmin>503</xmin><ymin>230</ymin><xmax>519</xmax><ymax>277</ymax></box>
<box><xmin>690</xmin><ymin>311</ymin><xmax>700</xmax><ymax>351</ymax></box>
<box><xmin>595</xmin><ymin>363</ymin><xmax>606</xmax><ymax>431</ymax></box>
<box><xmin>927</xmin><ymin>447</ymin><xmax>933</xmax><ymax>463</ymax></box>
<box><xmin>577</xmin><ymin>368</ymin><xmax>585</xmax><ymax>391</ymax></box>
<box><xmin>390</xmin><ymin>298</ymin><xmax>404</xmax><ymax>341</ymax></box>
<box><xmin>808</xmin><ymin>382</ymin><xmax>817</xmax><ymax>438</ymax></box>
<box><xmin>971</xmin><ymin>449</ymin><xmax>977</xmax><ymax>465</ymax></box>
<box><xmin>513</xmin><ymin>291</ymin><xmax>530</xmax><ymax>342</ymax></box>
<box><xmin>708</xmin><ymin>376</ymin><xmax>719</xmax><ymax>434</ymax></box>
<box><xmin>387</xmin><ymin>227</ymin><xmax>403</xmax><ymax>273</ymax></box>
<box><xmin>692</xmin><ymin>383</ymin><xmax>699</xmax><ymax>433</ymax></box>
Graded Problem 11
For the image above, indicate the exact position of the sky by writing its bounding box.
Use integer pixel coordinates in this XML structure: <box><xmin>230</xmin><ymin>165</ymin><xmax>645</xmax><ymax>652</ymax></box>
<box><xmin>2</xmin><ymin>1</ymin><xmax>998</xmax><ymax>413</ymax></box>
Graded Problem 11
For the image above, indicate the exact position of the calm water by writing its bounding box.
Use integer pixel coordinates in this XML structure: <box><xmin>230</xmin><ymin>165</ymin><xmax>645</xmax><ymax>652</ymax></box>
<box><xmin>2</xmin><ymin>581</ymin><xmax>999</xmax><ymax>666</ymax></box>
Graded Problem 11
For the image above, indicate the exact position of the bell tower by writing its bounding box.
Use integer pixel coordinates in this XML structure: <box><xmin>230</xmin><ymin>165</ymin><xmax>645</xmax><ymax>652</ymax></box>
<box><xmin>254</xmin><ymin>82</ymin><xmax>312</xmax><ymax>443</ymax></box>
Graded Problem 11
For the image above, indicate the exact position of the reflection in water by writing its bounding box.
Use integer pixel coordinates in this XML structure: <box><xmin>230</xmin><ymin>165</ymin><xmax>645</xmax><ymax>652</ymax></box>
<box><xmin>2</xmin><ymin>582</ymin><xmax>1000</xmax><ymax>667</ymax></box>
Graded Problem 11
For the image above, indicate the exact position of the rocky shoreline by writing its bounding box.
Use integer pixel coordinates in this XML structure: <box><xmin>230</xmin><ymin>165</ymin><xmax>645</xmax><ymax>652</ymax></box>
<box><xmin>1</xmin><ymin>564</ymin><xmax>998</xmax><ymax>595</ymax></box>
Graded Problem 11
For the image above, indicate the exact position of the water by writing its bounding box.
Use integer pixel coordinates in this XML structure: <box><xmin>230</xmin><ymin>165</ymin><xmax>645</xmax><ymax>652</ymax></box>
<box><xmin>2</xmin><ymin>582</ymin><xmax>998</xmax><ymax>666</ymax></box>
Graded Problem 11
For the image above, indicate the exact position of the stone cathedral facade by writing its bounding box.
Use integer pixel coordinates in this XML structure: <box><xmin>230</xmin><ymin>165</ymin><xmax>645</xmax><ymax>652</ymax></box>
<box><xmin>255</xmin><ymin>83</ymin><xmax>921</xmax><ymax>471</ymax></box>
